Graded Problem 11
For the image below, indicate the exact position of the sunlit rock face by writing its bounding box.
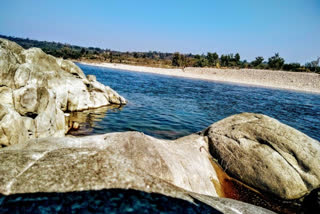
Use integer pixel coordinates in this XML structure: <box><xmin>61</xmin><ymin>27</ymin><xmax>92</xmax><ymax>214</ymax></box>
<box><xmin>0</xmin><ymin>38</ymin><xmax>126</xmax><ymax>147</ymax></box>
<box><xmin>0</xmin><ymin>132</ymin><xmax>218</xmax><ymax>197</ymax></box>
<box><xmin>201</xmin><ymin>113</ymin><xmax>320</xmax><ymax>201</ymax></box>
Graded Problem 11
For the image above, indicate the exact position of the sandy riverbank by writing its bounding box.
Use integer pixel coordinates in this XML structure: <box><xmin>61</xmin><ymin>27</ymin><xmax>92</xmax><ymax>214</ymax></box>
<box><xmin>79</xmin><ymin>62</ymin><xmax>320</xmax><ymax>94</ymax></box>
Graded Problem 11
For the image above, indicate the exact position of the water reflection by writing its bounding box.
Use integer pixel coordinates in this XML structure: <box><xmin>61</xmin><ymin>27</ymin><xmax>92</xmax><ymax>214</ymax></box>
<box><xmin>66</xmin><ymin>105</ymin><xmax>124</xmax><ymax>136</ymax></box>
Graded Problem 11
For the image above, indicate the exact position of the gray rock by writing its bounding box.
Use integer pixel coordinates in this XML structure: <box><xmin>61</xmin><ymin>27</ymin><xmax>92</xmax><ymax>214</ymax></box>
<box><xmin>0</xmin><ymin>104</ymin><xmax>29</xmax><ymax>146</ymax></box>
<box><xmin>201</xmin><ymin>112</ymin><xmax>320</xmax><ymax>200</ymax></box>
<box><xmin>0</xmin><ymin>132</ymin><xmax>219</xmax><ymax>197</ymax></box>
<box><xmin>0</xmin><ymin>38</ymin><xmax>126</xmax><ymax>146</ymax></box>
<box><xmin>87</xmin><ymin>74</ymin><xmax>96</xmax><ymax>82</ymax></box>
<box><xmin>0</xmin><ymin>131</ymin><xmax>274</xmax><ymax>214</ymax></box>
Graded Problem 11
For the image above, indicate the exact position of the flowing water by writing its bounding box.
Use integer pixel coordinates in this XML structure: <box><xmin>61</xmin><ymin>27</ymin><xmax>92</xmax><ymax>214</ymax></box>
<box><xmin>74</xmin><ymin>63</ymin><xmax>320</xmax><ymax>141</ymax></box>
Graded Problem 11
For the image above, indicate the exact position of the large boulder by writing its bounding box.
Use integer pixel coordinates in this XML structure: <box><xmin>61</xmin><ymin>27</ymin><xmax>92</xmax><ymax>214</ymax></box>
<box><xmin>0</xmin><ymin>38</ymin><xmax>126</xmax><ymax>147</ymax></box>
<box><xmin>0</xmin><ymin>132</ymin><xmax>273</xmax><ymax>214</ymax></box>
<box><xmin>201</xmin><ymin>113</ymin><xmax>320</xmax><ymax>200</ymax></box>
<box><xmin>0</xmin><ymin>132</ymin><xmax>219</xmax><ymax>197</ymax></box>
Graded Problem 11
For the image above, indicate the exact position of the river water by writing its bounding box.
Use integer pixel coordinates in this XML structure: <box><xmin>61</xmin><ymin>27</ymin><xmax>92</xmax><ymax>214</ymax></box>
<box><xmin>75</xmin><ymin>63</ymin><xmax>320</xmax><ymax>141</ymax></box>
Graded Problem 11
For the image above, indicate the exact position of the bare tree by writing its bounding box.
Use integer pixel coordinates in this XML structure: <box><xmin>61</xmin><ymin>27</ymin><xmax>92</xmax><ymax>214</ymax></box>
<box><xmin>311</xmin><ymin>57</ymin><xmax>320</xmax><ymax>68</ymax></box>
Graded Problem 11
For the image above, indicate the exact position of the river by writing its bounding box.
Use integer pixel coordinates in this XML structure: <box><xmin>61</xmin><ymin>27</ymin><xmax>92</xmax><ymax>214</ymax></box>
<box><xmin>74</xmin><ymin>63</ymin><xmax>320</xmax><ymax>141</ymax></box>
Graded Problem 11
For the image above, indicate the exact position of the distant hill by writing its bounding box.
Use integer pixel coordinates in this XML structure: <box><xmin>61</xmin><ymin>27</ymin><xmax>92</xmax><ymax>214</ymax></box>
<box><xmin>0</xmin><ymin>34</ymin><xmax>175</xmax><ymax>67</ymax></box>
<box><xmin>1</xmin><ymin>34</ymin><xmax>319</xmax><ymax>73</ymax></box>
<box><xmin>0</xmin><ymin>34</ymin><xmax>106</xmax><ymax>59</ymax></box>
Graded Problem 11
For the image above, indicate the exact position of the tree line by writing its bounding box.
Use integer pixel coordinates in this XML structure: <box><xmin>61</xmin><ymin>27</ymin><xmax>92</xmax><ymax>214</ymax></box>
<box><xmin>172</xmin><ymin>52</ymin><xmax>320</xmax><ymax>73</ymax></box>
<box><xmin>1</xmin><ymin>34</ymin><xmax>319</xmax><ymax>73</ymax></box>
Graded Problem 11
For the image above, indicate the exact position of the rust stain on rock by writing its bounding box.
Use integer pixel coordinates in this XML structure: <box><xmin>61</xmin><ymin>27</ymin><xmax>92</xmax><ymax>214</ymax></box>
<box><xmin>209</xmin><ymin>158</ymin><xmax>300</xmax><ymax>214</ymax></box>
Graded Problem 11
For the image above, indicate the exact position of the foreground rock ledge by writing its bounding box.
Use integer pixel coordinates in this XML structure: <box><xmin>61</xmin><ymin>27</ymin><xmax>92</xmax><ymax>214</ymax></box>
<box><xmin>0</xmin><ymin>38</ymin><xmax>126</xmax><ymax>147</ymax></box>
<box><xmin>0</xmin><ymin>132</ymin><xmax>273</xmax><ymax>214</ymax></box>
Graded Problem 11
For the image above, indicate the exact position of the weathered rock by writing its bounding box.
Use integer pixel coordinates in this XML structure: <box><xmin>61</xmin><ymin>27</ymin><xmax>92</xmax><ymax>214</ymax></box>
<box><xmin>0</xmin><ymin>131</ymin><xmax>274</xmax><ymax>214</ymax></box>
<box><xmin>0</xmin><ymin>40</ymin><xmax>23</xmax><ymax>88</ymax></box>
<box><xmin>201</xmin><ymin>112</ymin><xmax>320</xmax><ymax>200</ymax></box>
<box><xmin>0</xmin><ymin>132</ymin><xmax>218</xmax><ymax>197</ymax></box>
<box><xmin>87</xmin><ymin>74</ymin><xmax>96</xmax><ymax>82</ymax></box>
<box><xmin>0</xmin><ymin>87</ymin><xmax>13</xmax><ymax>106</ymax></box>
<box><xmin>0</xmin><ymin>38</ymin><xmax>126</xmax><ymax>146</ymax></box>
<box><xmin>0</xmin><ymin>104</ymin><xmax>29</xmax><ymax>146</ymax></box>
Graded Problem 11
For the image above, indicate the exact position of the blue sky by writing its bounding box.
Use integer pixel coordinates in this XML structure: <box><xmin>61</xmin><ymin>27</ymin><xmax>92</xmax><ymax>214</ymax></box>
<box><xmin>1</xmin><ymin>0</ymin><xmax>319</xmax><ymax>63</ymax></box>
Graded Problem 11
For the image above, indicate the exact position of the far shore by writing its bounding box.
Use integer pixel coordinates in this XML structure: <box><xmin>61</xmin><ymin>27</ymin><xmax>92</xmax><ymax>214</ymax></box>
<box><xmin>78</xmin><ymin>61</ymin><xmax>320</xmax><ymax>94</ymax></box>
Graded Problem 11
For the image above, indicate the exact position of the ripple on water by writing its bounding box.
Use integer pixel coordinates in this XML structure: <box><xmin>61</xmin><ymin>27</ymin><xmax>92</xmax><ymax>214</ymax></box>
<box><xmin>74</xmin><ymin>63</ymin><xmax>320</xmax><ymax>141</ymax></box>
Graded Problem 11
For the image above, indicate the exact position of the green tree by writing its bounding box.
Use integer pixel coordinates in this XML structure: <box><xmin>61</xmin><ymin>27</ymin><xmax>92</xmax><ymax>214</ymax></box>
<box><xmin>251</xmin><ymin>56</ymin><xmax>264</xmax><ymax>67</ymax></box>
<box><xmin>283</xmin><ymin>63</ymin><xmax>301</xmax><ymax>71</ymax></box>
<box><xmin>194</xmin><ymin>55</ymin><xmax>209</xmax><ymax>67</ymax></box>
<box><xmin>241</xmin><ymin>60</ymin><xmax>250</xmax><ymax>68</ymax></box>
<box><xmin>207</xmin><ymin>52</ymin><xmax>219</xmax><ymax>66</ymax></box>
<box><xmin>220</xmin><ymin>54</ymin><xmax>232</xmax><ymax>67</ymax></box>
<box><xmin>102</xmin><ymin>51</ymin><xmax>109</xmax><ymax>61</ymax></box>
<box><xmin>80</xmin><ymin>48</ymin><xmax>86</xmax><ymax>55</ymax></box>
<box><xmin>172</xmin><ymin>52</ymin><xmax>181</xmax><ymax>67</ymax></box>
<box><xmin>109</xmin><ymin>52</ymin><xmax>113</xmax><ymax>63</ymax></box>
<box><xmin>305</xmin><ymin>57</ymin><xmax>320</xmax><ymax>73</ymax></box>
<box><xmin>172</xmin><ymin>52</ymin><xmax>186</xmax><ymax>67</ymax></box>
<box><xmin>268</xmin><ymin>53</ymin><xmax>285</xmax><ymax>70</ymax></box>
<box><xmin>234</xmin><ymin>53</ymin><xmax>240</xmax><ymax>65</ymax></box>
<box><xmin>180</xmin><ymin>54</ymin><xmax>186</xmax><ymax>68</ymax></box>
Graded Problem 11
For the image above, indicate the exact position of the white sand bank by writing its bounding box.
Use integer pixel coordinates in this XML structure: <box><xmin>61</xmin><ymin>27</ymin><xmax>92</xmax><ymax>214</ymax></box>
<box><xmin>79</xmin><ymin>62</ymin><xmax>320</xmax><ymax>94</ymax></box>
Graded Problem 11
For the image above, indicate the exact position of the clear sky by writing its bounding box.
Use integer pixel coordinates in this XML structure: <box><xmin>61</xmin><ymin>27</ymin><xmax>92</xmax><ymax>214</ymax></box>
<box><xmin>1</xmin><ymin>0</ymin><xmax>319</xmax><ymax>63</ymax></box>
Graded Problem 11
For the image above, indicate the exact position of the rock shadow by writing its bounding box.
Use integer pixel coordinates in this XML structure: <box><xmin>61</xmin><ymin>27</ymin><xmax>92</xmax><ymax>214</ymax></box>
<box><xmin>0</xmin><ymin>188</ymin><xmax>221</xmax><ymax>214</ymax></box>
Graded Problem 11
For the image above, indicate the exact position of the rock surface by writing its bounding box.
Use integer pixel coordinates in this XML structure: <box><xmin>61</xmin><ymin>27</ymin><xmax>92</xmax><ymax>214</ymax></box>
<box><xmin>1</xmin><ymin>113</ymin><xmax>320</xmax><ymax>212</ymax></box>
<box><xmin>0</xmin><ymin>132</ymin><xmax>218</xmax><ymax>197</ymax></box>
<box><xmin>0</xmin><ymin>131</ymin><xmax>273</xmax><ymax>214</ymax></box>
<box><xmin>0</xmin><ymin>38</ymin><xmax>126</xmax><ymax>147</ymax></box>
<box><xmin>201</xmin><ymin>113</ymin><xmax>320</xmax><ymax>200</ymax></box>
